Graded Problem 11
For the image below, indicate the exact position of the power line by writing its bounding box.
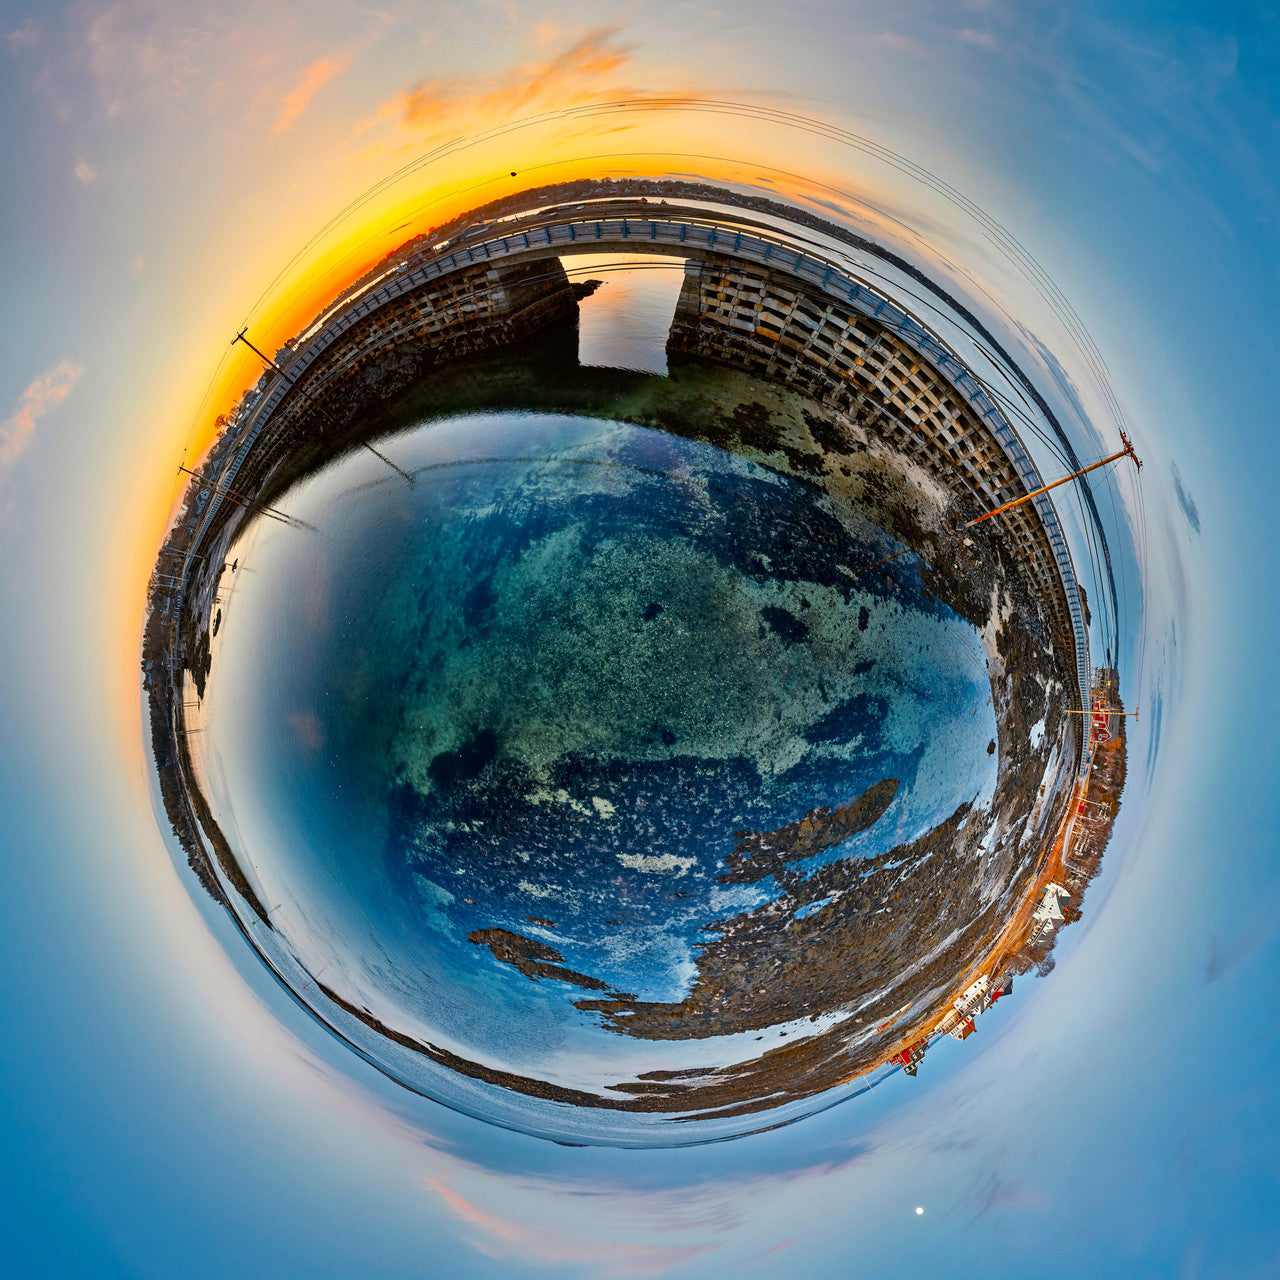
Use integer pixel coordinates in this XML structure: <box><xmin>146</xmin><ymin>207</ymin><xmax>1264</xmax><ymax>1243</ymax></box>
<box><xmin>232</xmin><ymin>329</ymin><xmax>415</xmax><ymax>487</ymax></box>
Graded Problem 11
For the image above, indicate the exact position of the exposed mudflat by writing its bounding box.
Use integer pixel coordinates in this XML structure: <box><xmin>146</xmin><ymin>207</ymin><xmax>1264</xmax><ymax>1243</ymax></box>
<box><xmin>144</xmin><ymin>234</ymin><xmax>1081</xmax><ymax>1136</ymax></box>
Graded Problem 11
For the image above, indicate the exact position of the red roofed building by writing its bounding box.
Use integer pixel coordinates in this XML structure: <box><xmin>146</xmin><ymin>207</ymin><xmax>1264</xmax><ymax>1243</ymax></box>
<box><xmin>891</xmin><ymin>1037</ymin><xmax>929</xmax><ymax>1076</ymax></box>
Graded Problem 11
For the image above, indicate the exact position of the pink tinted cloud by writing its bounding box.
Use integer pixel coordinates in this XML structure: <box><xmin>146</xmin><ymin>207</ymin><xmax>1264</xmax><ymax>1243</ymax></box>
<box><xmin>425</xmin><ymin>1177</ymin><xmax>714</xmax><ymax>1279</ymax></box>
<box><xmin>6</xmin><ymin>19</ymin><xmax>39</xmax><ymax>52</ymax></box>
<box><xmin>0</xmin><ymin>360</ymin><xmax>82</xmax><ymax>475</ymax></box>
<box><xmin>361</xmin><ymin>26</ymin><xmax>676</xmax><ymax>143</ymax></box>
<box><xmin>274</xmin><ymin>53</ymin><xmax>351</xmax><ymax>132</ymax></box>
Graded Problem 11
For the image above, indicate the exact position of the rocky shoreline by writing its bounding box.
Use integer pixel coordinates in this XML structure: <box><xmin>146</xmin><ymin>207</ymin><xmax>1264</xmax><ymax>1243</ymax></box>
<box><xmin>141</xmin><ymin>184</ymin><xmax>1103</xmax><ymax>1129</ymax></box>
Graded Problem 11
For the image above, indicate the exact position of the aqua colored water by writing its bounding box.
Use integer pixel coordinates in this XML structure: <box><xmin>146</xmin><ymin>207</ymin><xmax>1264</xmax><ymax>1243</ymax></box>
<box><xmin>200</xmin><ymin>411</ymin><xmax>996</xmax><ymax>1121</ymax></box>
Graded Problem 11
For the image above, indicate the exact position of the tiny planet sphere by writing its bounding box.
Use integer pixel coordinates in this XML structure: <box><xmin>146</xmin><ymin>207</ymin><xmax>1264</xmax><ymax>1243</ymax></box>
<box><xmin>200</xmin><ymin>409</ymin><xmax>1003</xmax><ymax>1142</ymax></box>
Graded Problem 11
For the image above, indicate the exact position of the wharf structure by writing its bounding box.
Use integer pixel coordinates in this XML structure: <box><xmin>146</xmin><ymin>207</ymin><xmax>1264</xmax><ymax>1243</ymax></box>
<box><xmin>167</xmin><ymin>197</ymin><xmax>1093</xmax><ymax>755</ymax></box>
<box><xmin>148</xmin><ymin>189</ymin><xmax>1102</xmax><ymax>915</ymax></box>
<box><xmin>141</xmin><ymin>189</ymin><xmax>1120</xmax><ymax>1116</ymax></box>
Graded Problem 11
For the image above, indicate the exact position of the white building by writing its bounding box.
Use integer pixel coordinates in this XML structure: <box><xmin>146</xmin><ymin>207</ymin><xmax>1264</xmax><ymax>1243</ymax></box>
<box><xmin>1033</xmin><ymin>881</ymin><xmax>1071</xmax><ymax>924</ymax></box>
<box><xmin>953</xmin><ymin>975</ymin><xmax>990</xmax><ymax>1014</ymax></box>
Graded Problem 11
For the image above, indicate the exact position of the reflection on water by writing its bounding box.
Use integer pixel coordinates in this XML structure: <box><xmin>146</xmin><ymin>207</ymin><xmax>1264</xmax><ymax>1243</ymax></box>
<box><xmin>198</xmin><ymin>410</ymin><xmax>996</xmax><ymax>1143</ymax></box>
<box><xmin>150</xmin><ymin>165</ymin><xmax>1146</xmax><ymax>1154</ymax></box>
<box><xmin>573</xmin><ymin>254</ymin><xmax>685</xmax><ymax>374</ymax></box>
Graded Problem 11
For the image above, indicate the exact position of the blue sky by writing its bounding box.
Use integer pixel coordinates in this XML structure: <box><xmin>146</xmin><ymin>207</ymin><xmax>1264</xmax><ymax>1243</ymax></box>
<box><xmin>1</xmin><ymin>2</ymin><xmax>1278</xmax><ymax>1276</ymax></box>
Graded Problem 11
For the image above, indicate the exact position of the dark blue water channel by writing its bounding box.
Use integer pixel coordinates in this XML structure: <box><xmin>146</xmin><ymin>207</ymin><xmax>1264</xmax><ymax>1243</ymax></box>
<box><xmin>201</xmin><ymin>412</ymin><xmax>996</xmax><ymax>1097</ymax></box>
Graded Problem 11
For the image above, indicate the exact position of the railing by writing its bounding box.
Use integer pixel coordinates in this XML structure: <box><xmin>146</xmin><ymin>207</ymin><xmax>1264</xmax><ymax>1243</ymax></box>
<box><xmin>211</xmin><ymin>211</ymin><xmax>1092</xmax><ymax>760</ymax></box>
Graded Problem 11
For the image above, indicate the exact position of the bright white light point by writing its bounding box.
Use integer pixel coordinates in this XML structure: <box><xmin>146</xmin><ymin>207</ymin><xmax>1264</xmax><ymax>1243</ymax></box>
<box><xmin>915</xmin><ymin>1207</ymin><xmax>924</xmax><ymax>1216</ymax></box>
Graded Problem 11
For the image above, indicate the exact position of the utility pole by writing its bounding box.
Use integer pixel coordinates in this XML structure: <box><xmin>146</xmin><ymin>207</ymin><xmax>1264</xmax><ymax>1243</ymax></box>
<box><xmin>1063</xmin><ymin>707</ymin><xmax>1139</xmax><ymax>716</ymax></box>
<box><xmin>233</xmin><ymin>328</ymin><xmax>415</xmax><ymax>486</ymax></box>
<box><xmin>965</xmin><ymin>432</ymin><xmax>1141</xmax><ymax>528</ymax></box>
<box><xmin>176</xmin><ymin>465</ymin><xmax>309</xmax><ymax>529</ymax></box>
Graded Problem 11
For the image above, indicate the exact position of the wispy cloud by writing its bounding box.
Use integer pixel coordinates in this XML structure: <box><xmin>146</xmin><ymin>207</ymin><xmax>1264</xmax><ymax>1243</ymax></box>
<box><xmin>23</xmin><ymin>7</ymin><xmax>359</xmax><ymax>132</ymax></box>
<box><xmin>273</xmin><ymin>52</ymin><xmax>351</xmax><ymax>133</ymax></box>
<box><xmin>956</xmin><ymin>27</ymin><xmax>997</xmax><ymax>50</ymax></box>
<box><xmin>74</xmin><ymin>158</ymin><xmax>96</xmax><ymax>184</ymax></box>
<box><xmin>1171</xmin><ymin>463</ymin><xmax>1201</xmax><ymax>535</ymax></box>
<box><xmin>425</xmin><ymin>1177</ymin><xmax>713</xmax><ymax>1279</ymax></box>
<box><xmin>6</xmin><ymin>19</ymin><xmax>39</xmax><ymax>52</ymax></box>
<box><xmin>362</xmin><ymin>27</ymin><xmax>645</xmax><ymax>142</ymax></box>
<box><xmin>956</xmin><ymin>1168</ymin><xmax>1046</xmax><ymax>1220</ymax></box>
<box><xmin>411</xmin><ymin>1137</ymin><xmax>875</xmax><ymax>1280</ymax></box>
<box><xmin>0</xmin><ymin>361</ymin><xmax>83</xmax><ymax>476</ymax></box>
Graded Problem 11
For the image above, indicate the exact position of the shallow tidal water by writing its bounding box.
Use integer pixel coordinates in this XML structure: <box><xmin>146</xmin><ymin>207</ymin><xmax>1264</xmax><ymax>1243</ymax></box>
<box><xmin>201</xmin><ymin>411</ymin><xmax>996</xmax><ymax>1098</ymax></box>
